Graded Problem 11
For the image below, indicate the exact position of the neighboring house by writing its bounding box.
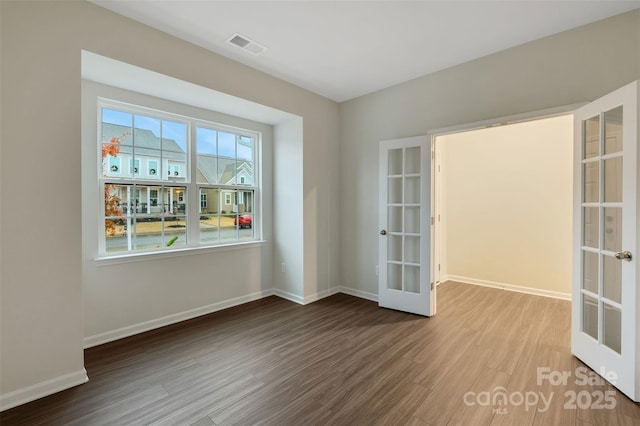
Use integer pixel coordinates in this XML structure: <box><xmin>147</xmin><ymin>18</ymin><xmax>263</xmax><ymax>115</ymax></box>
<box><xmin>103</xmin><ymin>123</ymin><xmax>253</xmax><ymax>216</ymax></box>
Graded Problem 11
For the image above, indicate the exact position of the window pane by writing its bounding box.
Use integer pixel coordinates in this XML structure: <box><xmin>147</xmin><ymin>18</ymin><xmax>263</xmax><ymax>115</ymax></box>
<box><xmin>583</xmin><ymin>294</ymin><xmax>598</xmax><ymax>340</ymax></box>
<box><xmin>404</xmin><ymin>176</ymin><xmax>420</xmax><ymax>204</ymax></box>
<box><xmin>583</xmin><ymin>161</ymin><xmax>599</xmax><ymax>203</ymax></box>
<box><xmin>388</xmin><ymin>149</ymin><xmax>402</xmax><ymax>175</ymax></box>
<box><xmin>161</xmin><ymin>120</ymin><xmax>187</xmax><ymax>152</ymax></box>
<box><xmin>604</xmin><ymin>106</ymin><xmax>623</xmax><ymax>155</ymax></box>
<box><xmin>603</xmin><ymin>304</ymin><xmax>621</xmax><ymax>354</ymax></box>
<box><xmin>387</xmin><ymin>263</ymin><xmax>402</xmax><ymax>290</ymax></box>
<box><xmin>161</xmin><ymin>216</ymin><xmax>187</xmax><ymax>249</ymax></box>
<box><xmin>603</xmin><ymin>255</ymin><xmax>622</xmax><ymax>304</ymax></box>
<box><xmin>388</xmin><ymin>177</ymin><xmax>402</xmax><ymax>204</ymax></box>
<box><xmin>238</xmin><ymin>213</ymin><xmax>254</xmax><ymax>240</ymax></box>
<box><xmin>405</xmin><ymin>147</ymin><xmax>420</xmax><ymax>174</ymax></box>
<box><xmin>102</xmin><ymin>108</ymin><xmax>132</xmax><ymax>146</ymax></box>
<box><xmin>405</xmin><ymin>206</ymin><xmax>420</xmax><ymax>234</ymax></box>
<box><xmin>405</xmin><ymin>236</ymin><xmax>420</xmax><ymax>263</ymax></box>
<box><xmin>388</xmin><ymin>207</ymin><xmax>402</xmax><ymax>233</ymax></box>
<box><xmin>197</xmin><ymin>127</ymin><xmax>218</xmax><ymax>184</ymax></box>
<box><xmin>603</xmin><ymin>207</ymin><xmax>622</xmax><ymax>252</ymax></box>
<box><xmin>583</xmin><ymin>115</ymin><xmax>599</xmax><ymax>159</ymax></box>
<box><xmin>134</xmin><ymin>114</ymin><xmax>160</xmax><ymax>149</ymax></box>
<box><xmin>405</xmin><ymin>265</ymin><xmax>420</xmax><ymax>293</ymax></box>
<box><xmin>104</xmin><ymin>218</ymin><xmax>129</xmax><ymax>253</ymax></box>
<box><xmin>582</xmin><ymin>250</ymin><xmax>598</xmax><ymax>294</ymax></box>
<box><xmin>220</xmin><ymin>213</ymin><xmax>238</xmax><ymax>243</ymax></box>
<box><xmin>582</xmin><ymin>207</ymin><xmax>598</xmax><ymax>248</ymax></box>
<box><xmin>197</xmin><ymin>156</ymin><xmax>217</xmax><ymax>183</ymax></box>
<box><xmin>218</xmin><ymin>157</ymin><xmax>236</xmax><ymax>185</ymax></box>
<box><xmin>237</xmin><ymin>135</ymin><xmax>254</xmax><ymax>161</ymax></box>
<box><xmin>218</xmin><ymin>131</ymin><xmax>236</xmax><ymax>157</ymax></box>
<box><xmin>603</xmin><ymin>157</ymin><xmax>622</xmax><ymax>203</ymax></box>
<box><xmin>388</xmin><ymin>236</ymin><xmax>402</xmax><ymax>262</ymax></box>
<box><xmin>200</xmin><ymin>215</ymin><xmax>219</xmax><ymax>244</ymax></box>
<box><xmin>199</xmin><ymin>188</ymin><xmax>220</xmax><ymax>244</ymax></box>
<box><xmin>237</xmin><ymin>161</ymin><xmax>254</xmax><ymax>186</ymax></box>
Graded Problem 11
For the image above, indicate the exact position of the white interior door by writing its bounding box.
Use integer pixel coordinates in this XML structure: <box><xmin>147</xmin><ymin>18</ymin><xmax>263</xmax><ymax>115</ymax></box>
<box><xmin>572</xmin><ymin>81</ymin><xmax>638</xmax><ymax>401</ymax></box>
<box><xmin>378</xmin><ymin>135</ymin><xmax>434</xmax><ymax>316</ymax></box>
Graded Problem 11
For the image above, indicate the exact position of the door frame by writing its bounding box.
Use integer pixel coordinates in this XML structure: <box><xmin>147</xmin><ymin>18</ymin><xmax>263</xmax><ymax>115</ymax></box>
<box><xmin>427</xmin><ymin>102</ymin><xmax>585</xmax><ymax>298</ymax></box>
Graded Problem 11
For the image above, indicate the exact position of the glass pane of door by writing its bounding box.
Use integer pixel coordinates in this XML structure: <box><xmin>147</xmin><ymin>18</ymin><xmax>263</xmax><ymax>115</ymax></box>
<box><xmin>580</xmin><ymin>107</ymin><xmax>624</xmax><ymax>353</ymax></box>
<box><xmin>386</xmin><ymin>146</ymin><xmax>421</xmax><ymax>292</ymax></box>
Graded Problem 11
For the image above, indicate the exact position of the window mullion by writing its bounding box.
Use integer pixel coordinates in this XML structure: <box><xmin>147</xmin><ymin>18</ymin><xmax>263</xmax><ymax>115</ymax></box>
<box><xmin>187</xmin><ymin>122</ymin><xmax>199</xmax><ymax>247</ymax></box>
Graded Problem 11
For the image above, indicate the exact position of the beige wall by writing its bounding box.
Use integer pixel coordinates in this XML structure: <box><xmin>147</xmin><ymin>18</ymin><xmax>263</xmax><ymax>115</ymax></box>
<box><xmin>339</xmin><ymin>9</ymin><xmax>640</xmax><ymax>296</ymax></box>
<box><xmin>1</xmin><ymin>0</ymin><xmax>340</xmax><ymax>406</ymax></box>
<box><xmin>439</xmin><ymin>115</ymin><xmax>573</xmax><ymax>295</ymax></box>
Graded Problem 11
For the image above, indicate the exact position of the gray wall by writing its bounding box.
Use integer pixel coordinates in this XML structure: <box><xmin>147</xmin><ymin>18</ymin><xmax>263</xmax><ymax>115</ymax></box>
<box><xmin>1</xmin><ymin>0</ymin><xmax>340</xmax><ymax>404</ymax></box>
<box><xmin>339</xmin><ymin>10</ymin><xmax>640</xmax><ymax>295</ymax></box>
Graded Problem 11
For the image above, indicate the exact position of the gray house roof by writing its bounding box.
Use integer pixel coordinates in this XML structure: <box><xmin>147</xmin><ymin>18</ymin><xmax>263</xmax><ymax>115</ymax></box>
<box><xmin>103</xmin><ymin>122</ymin><xmax>253</xmax><ymax>184</ymax></box>
<box><xmin>102</xmin><ymin>123</ymin><xmax>185</xmax><ymax>160</ymax></box>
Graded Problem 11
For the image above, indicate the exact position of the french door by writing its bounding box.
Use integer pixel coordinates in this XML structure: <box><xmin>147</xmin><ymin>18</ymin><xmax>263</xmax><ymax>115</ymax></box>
<box><xmin>572</xmin><ymin>81</ymin><xmax>638</xmax><ymax>401</ymax></box>
<box><xmin>378</xmin><ymin>135</ymin><xmax>434</xmax><ymax>316</ymax></box>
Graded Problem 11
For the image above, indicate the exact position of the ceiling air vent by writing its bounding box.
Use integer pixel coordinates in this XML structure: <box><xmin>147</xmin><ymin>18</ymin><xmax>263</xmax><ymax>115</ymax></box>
<box><xmin>227</xmin><ymin>33</ymin><xmax>266</xmax><ymax>56</ymax></box>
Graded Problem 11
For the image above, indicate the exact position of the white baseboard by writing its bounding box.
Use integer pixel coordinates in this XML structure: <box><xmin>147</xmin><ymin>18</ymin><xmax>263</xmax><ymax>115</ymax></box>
<box><xmin>445</xmin><ymin>275</ymin><xmax>571</xmax><ymax>301</ymax></box>
<box><xmin>273</xmin><ymin>287</ymin><xmax>341</xmax><ymax>305</ymax></box>
<box><xmin>0</xmin><ymin>369</ymin><xmax>88</xmax><ymax>412</ymax></box>
<box><xmin>336</xmin><ymin>286</ymin><xmax>378</xmax><ymax>302</ymax></box>
<box><xmin>303</xmin><ymin>287</ymin><xmax>341</xmax><ymax>304</ymax></box>
<box><xmin>83</xmin><ymin>288</ymin><xmax>275</xmax><ymax>348</ymax></box>
<box><xmin>272</xmin><ymin>288</ymin><xmax>305</xmax><ymax>305</ymax></box>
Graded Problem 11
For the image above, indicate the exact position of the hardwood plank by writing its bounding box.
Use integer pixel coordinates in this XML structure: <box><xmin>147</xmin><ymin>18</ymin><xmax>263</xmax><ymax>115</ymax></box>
<box><xmin>2</xmin><ymin>283</ymin><xmax>640</xmax><ymax>425</ymax></box>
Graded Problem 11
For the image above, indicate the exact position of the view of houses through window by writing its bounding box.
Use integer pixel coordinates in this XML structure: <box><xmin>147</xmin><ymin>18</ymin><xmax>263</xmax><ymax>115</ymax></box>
<box><xmin>100</xmin><ymin>102</ymin><xmax>258</xmax><ymax>255</ymax></box>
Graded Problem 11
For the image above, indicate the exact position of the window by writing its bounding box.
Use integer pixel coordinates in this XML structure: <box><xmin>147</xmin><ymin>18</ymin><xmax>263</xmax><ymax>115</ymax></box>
<box><xmin>168</xmin><ymin>164</ymin><xmax>181</xmax><ymax>177</ymax></box>
<box><xmin>129</xmin><ymin>159</ymin><xmax>140</xmax><ymax>175</ymax></box>
<box><xmin>100</xmin><ymin>102</ymin><xmax>259</xmax><ymax>255</ymax></box>
<box><xmin>148</xmin><ymin>160</ymin><xmax>158</xmax><ymax>176</ymax></box>
<box><xmin>150</xmin><ymin>189</ymin><xmax>158</xmax><ymax>206</ymax></box>
<box><xmin>109</xmin><ymin>157</ymin><xmax>121</xmax><ymax>174</ymax></box>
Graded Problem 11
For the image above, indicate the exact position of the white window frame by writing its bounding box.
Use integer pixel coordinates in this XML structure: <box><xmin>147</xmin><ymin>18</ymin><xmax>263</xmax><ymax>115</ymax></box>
<box><xmin>98</xmin><ymin>99</ymin><xmax>261</xmax><ymax>257</ymax></box>
<box><xmin>224</xmin><ymin>192</ymin><xmax>232</xmax><ymax>205</ymax></box>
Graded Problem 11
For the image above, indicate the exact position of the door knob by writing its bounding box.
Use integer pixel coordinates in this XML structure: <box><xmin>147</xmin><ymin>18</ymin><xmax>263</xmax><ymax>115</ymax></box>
<box><xmin>615</xmin><ymin>251</ymin><xmax>632</xmax><ymax>261</ymax></box>
<box><xmin>380</xmin><ymin>230</ymin><xmax>387</xmax><ymax>236</ymax></box>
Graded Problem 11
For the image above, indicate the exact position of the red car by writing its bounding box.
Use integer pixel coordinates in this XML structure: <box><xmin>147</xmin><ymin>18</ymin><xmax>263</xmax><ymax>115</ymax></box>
<box><xmin>234</xmin><ymin>214</ymin><xmax>252</xmax><ymax>229</ymax></box>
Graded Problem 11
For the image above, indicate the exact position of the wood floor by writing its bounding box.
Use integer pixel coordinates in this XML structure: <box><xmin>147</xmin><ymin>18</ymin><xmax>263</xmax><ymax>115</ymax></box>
<box><xmin>2</xmin><ymin>281</ymin><xmax>640</xmax><ymax>425</ymax></box>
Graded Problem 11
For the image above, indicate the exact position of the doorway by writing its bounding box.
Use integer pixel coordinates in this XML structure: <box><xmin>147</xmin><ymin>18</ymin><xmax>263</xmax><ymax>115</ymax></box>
<box><xmin>433</xmin><ymin>114</ymin><xmax>574</xmax><ymax>300</ymax></box>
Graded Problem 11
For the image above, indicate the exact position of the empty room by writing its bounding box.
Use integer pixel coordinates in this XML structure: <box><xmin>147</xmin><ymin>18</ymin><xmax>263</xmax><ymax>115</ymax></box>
<box><xmin>2</xmin><ymin>1</ymin><xmax>640</xmax><ymax>425</ymax></box>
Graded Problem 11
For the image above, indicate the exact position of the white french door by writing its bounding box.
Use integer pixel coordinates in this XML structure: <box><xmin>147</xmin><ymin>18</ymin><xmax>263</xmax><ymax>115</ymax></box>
<box><xmin>572</xmin><ymin>81</ymin><xmax>638</xmax><ymax>401</ymax></box>
<box><xmin>378</xmin><ymin>135</ymin><xmax>434</xmax><ymax>316</ymax></box>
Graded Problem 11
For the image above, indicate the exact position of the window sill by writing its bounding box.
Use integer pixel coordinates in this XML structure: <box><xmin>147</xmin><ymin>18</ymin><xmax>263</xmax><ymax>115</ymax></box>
<box><xmin>94</xmin><ymin>240</ymin><xmax>268</xmax><ymax>266</ymax></box>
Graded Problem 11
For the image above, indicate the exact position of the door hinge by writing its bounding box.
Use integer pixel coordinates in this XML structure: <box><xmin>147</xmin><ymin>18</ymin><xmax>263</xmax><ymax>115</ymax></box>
<box><xmin>431</xmin><ymin>282</ymin><xmax>434</xmax><ymax>291</ymax></box>
<box><xmin>431</xmin><ymin>217</ymin><xmax>434</xmax><ymax>225</ymax></box>
<box><xmin>438</xmin><ymin>264</ymin><xmax>441</xmax><ymax>271</ymax></box>
<box><xmin>432</xmin><ymin>151</ymin><xmax>434</xmax><ymax>160</ymax></box>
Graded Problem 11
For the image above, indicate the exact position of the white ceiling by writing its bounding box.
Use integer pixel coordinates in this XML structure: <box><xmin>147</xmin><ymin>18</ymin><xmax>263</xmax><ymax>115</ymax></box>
<box><xmin>90</xmin><ymin>0</ymin><xmax>640</xmax><ymax>103</ymax></box>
